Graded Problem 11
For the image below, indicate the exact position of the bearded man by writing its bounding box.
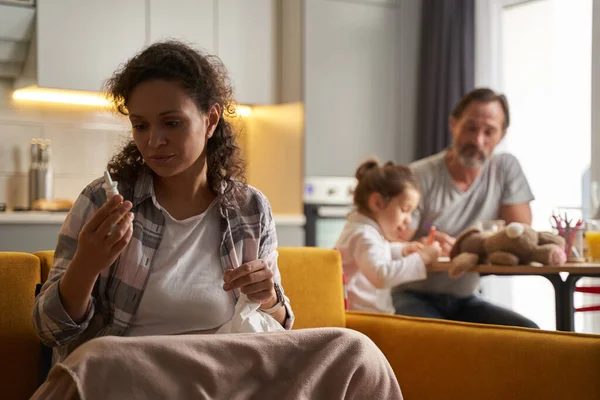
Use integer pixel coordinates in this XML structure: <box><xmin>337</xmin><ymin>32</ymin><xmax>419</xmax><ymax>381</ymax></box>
<box><xmin>392</xmin><ymin>87</ymin><xmax>538</xmax><ymax>328</ymax></box>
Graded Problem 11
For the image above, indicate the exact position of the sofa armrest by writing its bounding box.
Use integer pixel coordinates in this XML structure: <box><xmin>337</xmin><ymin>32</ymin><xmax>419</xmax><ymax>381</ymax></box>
<box><xmin>0</xmin><ymin>252</ymin><xmax>43</xmax><ymax>400</ymax></box>
<box><xmin>346</xmin><ymin>311</ymin><xmax>600</xmax><ymax>400</ymax></box>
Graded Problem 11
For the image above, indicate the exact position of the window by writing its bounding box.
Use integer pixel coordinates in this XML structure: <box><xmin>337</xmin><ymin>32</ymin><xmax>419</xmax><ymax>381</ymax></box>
<box><xmin>477</xmin><ymin>0</ymin><xmax>593</xmax><ymax>331</ymax></box>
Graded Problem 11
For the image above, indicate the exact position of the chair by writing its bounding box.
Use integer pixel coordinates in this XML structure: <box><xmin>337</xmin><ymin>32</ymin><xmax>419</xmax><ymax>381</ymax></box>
<box><xmin>575</xmin><ymin>285</ymin><xmax>600</xmax><ymax>312</ymax></box>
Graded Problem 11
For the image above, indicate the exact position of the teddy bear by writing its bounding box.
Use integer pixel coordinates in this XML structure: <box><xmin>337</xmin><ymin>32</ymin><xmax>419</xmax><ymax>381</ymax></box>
<box><xmin>448</xmin><ymin>222</ymin><xmax>567</xmax><ymax>278</ymax></box>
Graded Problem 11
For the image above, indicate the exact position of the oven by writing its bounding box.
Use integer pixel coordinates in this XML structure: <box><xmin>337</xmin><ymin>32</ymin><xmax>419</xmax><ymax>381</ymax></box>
<box><xmin>304</xmin><ymin>177</ymin><xmax>356</xmax><ymax>248</ymax></box>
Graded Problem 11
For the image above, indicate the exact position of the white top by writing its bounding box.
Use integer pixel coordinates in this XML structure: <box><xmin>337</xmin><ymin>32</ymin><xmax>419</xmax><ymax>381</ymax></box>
<box><xmin>127</xmin><ymin>198</ymin><xmax>235</xmax><ymax>336</ymax></box>
<box><xmin>335</xmin><ymin>212</ymin><xmax>427</xmax><ymax>314</ymax></box>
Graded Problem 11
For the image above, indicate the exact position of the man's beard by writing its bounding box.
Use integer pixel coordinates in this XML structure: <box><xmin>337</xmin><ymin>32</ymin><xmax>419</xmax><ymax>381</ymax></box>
<box><xmin>456</xmin><ymin>144</ymin><xmax>487</xmax><ymax>167</ymax></box>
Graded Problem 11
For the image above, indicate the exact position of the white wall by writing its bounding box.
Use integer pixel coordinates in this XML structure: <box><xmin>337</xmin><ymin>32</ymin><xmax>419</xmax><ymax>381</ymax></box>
<box><xmin>301</xmin><ymin>0</ymin><xmax>422</xmax><ymax>178</ymax></box>
<box><xmin>592</xmin><ymin>0</ymin><xmax>600</xmax><ymax>193</ymax></box>
<box><xmin>0</xmin><ymin>80</ymin><xmax>128</xmax><ymax>208</ymax></box>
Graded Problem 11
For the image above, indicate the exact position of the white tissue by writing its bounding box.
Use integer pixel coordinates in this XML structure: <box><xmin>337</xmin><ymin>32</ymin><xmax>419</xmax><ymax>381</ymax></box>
<box><xmin>215</xmin><ymin>294</ymin><xmax>285</xmax><ymax>334</ymax></box>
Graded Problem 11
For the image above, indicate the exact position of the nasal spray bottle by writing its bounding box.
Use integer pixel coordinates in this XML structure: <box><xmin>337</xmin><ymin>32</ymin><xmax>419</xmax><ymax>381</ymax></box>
<box><xmin>102</xmin><ymin>170</ymin><xmax>119</xmax><ymax>200</ymax></box>
<box><xmin>102</xmin><ymin>170</ymin><xmax>125</xmax><ymax>231</ymax></box>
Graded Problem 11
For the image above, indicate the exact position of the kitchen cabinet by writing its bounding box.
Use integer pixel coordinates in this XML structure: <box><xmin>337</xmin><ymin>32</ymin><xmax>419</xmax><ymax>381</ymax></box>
<box><xmin>34</xmin><ymin>0</ymin><xmax>276</xmax><ymax>104</ymax></box>
<box><xmin>148</xmin><ymin>0</ymin><xmax>215</xmax><ymax>53</ymax></box>
<box><xmin>36</xmin><ymin>0</ymin><xmax>146</xmax><ymax>92</ymax></box>
<box><xmin>0</xmin><ymin>213</ymin><xmax>64</xmax><ymax>253</ymax></box>
<box><xmin>149</xmin><ymin>0</ymin><xmax>276</xmax><ymax>104</ymax></box>
<box><xmin>217</xmin><ymin>0</ymin><xmax>277</xmax><ymax>104</ymax></box>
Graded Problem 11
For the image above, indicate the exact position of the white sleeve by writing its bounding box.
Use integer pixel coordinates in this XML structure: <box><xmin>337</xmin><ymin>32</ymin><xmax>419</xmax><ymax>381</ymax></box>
<box><xmin>390</xmin><ymin>242</ymin><xmax>407</xmax><ymax>259</ymax></box>
<box><xmin>501</xmin><ymin>154</ymin><xmax>535</xmax><ymax>205</ymax></box>
<box><xmin>352</xmin><ymin>234</ymin><xmax>427</xmax><ymax>289</ymax></box>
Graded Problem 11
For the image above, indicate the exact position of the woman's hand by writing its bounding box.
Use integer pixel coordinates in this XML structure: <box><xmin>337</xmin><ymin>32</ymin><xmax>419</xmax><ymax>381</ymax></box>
<box><xmin>223</xmin><ymin>260</ymin><xmax>277</xmax><ymax>308</ymax></box>
<box><xmin>402</xmin><ymin>241</ymin><xmax>424</xmax><ymax>256</ymax></box>
<box><xmin>59</xmin><ymin>195</ymin><xmax>134</xmax><ymax>323</ymax></box>
<box><xmin>73</xmin><ymin>194</ymin><xmax>134</xmax><ymax>277</ymax></box>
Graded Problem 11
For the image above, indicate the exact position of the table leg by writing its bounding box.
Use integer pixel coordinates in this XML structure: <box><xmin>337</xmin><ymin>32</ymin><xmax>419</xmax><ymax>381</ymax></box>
<box><xmin>541</xmin><ymin>274</ymin><xmax>568</xmax><ymax>331</ymax></box>
<box><xmin>489</xmin><ymin>272</ymin><xmax>599</xmax><ymax>332</ymax></box>
<box><xmin>561</xmin><ymin>275</ymin><xmax>583</xmax><ymax>332</ymax></box>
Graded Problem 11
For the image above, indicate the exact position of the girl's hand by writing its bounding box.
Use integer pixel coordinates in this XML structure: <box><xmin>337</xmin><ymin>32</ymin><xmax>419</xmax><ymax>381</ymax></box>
<box><xmin>419</xmin><ymin>242</ymin><xmax>442</xmax><ymax>266</ymax></box>
<box><xmin>402</xmin><ymin>241</ymin><xmax>424</xmax><ymax>256</ymax></box>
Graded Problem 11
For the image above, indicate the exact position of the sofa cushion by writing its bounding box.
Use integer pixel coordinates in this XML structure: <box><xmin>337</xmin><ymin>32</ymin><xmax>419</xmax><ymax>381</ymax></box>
<box><xmin>347</xmin><ymin>311</ymin><xmax>600</xmax><ymax>400</ymax></box>
<box><xmin>0</xmin><ymin>252</ymin><xmax>43</xmax><ymax>400</ymax></box>
<box><xmin>278</xmin><ymin>247</ymin><xmax>346</xmax><ymax>329</ymax></box>
<box><xmin>34</xmin><ymin>250</ymin><xmax>54</xmax><ymax>284</ymax></box>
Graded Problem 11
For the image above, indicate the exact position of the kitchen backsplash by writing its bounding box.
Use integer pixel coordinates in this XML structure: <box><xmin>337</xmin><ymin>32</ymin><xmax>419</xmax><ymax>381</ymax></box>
<box><xmin>0</xmin><ymin>80</ymin><xmax>128</xmax><ymax>208</ymax></box>
<box><xmin>0</xmin><ymin>81</ymin><xmax>304</xmax><ymax>215</ymax></box>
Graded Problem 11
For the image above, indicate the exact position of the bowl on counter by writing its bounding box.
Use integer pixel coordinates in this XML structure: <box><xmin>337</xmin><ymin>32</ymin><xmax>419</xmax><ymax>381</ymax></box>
<box><xmin>31</xmin><ymin>199</ymin><xmax>74</xmax><ymax>212</ymax></box>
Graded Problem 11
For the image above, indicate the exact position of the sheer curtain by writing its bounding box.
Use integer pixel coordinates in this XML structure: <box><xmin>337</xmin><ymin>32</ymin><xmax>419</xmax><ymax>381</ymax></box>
<box><xmin>476</xmin><ymin>0</ymin><xmax>594</xmax><ymax>331</ymax></box>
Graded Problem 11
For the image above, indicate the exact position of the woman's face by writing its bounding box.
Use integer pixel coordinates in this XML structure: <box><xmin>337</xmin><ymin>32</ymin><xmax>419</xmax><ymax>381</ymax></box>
<box><xmin>127</xmin><ymin>79</ymin><xmax>220</xmax><ymax>178</ymax></box>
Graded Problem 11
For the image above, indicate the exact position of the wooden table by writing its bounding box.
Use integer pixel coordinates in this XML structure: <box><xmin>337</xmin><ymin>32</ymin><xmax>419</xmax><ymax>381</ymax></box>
<box><xmin>430</xmin><ymin>262</ymin><xmax>600</xmax><ymax>331</ymax></box>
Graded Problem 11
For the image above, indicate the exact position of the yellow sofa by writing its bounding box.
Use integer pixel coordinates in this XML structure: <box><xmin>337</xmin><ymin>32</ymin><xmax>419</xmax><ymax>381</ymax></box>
<box><xmin>2</xmin><ymin>248</ymin><xmax>600</xmax><ymax>400</ymax></box>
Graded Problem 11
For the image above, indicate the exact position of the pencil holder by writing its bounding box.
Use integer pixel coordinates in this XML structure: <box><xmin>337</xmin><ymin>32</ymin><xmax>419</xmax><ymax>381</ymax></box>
<box><xmin>556</xmin><ymin>226</ymin><xmax>584</xmax><ymax>263</ymax></box>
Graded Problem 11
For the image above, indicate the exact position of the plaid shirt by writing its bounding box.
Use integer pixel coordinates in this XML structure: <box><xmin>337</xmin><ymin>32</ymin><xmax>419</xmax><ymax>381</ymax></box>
<box><xmin>33</xmin><ymin>167</ymin><xmax>294</xmax><ymax>362</ymax></box>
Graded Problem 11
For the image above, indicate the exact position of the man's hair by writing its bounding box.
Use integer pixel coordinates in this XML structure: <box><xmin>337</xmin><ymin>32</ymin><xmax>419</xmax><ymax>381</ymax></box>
<box><xmin>450</xmin><ymin>88</ymin><xmax>510</xmax><ymax>130</ymax></box>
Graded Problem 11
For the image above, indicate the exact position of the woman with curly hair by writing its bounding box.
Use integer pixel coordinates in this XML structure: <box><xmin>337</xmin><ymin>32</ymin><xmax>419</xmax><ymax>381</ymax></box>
<box><xmin>31</xmin><ymin>41</ymin><xmax>402</xmax><ymax>399</ymax></box>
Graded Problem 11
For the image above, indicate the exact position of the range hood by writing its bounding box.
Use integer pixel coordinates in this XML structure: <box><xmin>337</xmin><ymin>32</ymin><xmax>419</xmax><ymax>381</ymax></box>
<box><xmin>0</xmin><ymin>2</ymin><xmax>35</xmax><ymax>81</ymax></box>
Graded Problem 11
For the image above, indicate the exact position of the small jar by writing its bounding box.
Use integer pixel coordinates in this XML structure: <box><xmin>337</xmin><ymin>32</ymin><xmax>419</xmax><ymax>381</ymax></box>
<box><xmin>557</xmin><ymin>226</ymin><xmax>584</xmax><ymax>263</ymax></box>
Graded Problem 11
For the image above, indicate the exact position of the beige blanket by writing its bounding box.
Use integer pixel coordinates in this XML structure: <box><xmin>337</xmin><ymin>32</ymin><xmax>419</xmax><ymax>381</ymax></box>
<box><xmin>31</xmin><ymin>328</ymin><xmax>402</xmax><ymax>400</ymax></box>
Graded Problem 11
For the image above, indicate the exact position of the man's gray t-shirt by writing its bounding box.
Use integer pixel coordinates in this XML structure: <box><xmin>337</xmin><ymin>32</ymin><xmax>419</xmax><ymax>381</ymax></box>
<box><xmin>397</xmin><ymin>150</ymin><xmax>534</xmax><ymax>297</ymax></box>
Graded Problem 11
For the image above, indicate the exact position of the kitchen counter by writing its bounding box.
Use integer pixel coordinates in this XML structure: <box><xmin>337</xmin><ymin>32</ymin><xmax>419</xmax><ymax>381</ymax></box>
<box><xmin>0</xmin><ymin>212</ymin><xmax>305</xmax><ymax>250</ymax></box>
<box><xmin>0</xmin><ymin>211</ymin><xmax>69</xmax><ymax>224</ymax></box>
<box><xmin>0</xmin><ymin>211</ymin><xmax>305</xmax><ymax>226</ymax></box>
<box><xmin>273</xmin><ymin>214</ymin><xmax>305</xmax><ymax>226</ymax></box>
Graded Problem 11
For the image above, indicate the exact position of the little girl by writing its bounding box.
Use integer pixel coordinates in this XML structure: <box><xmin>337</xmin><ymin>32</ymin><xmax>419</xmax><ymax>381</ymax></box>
<box><xmin>336</xmin><ymin>160</ymin><xmax>441</xmax><ymax>314</ymax></box>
